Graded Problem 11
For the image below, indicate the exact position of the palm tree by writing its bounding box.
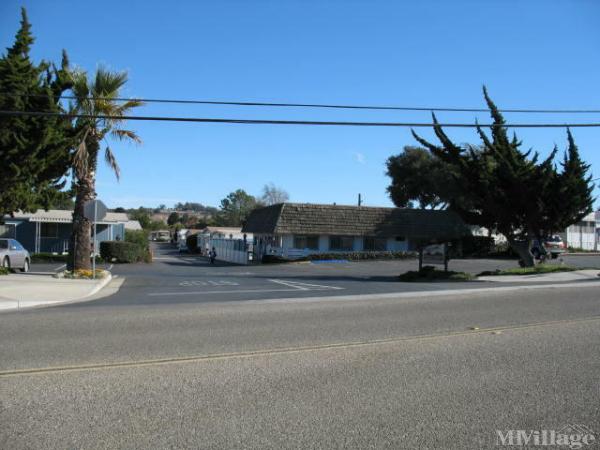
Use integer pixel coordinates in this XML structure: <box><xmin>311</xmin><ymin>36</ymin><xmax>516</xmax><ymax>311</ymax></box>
<box><xmin>68</xmin><ymin>67</ymin><xmax>143</xmax><ymax>270</ymax></box>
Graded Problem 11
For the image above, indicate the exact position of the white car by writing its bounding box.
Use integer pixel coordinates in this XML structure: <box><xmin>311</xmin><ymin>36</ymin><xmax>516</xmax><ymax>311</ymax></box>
<box><xmin>0</xmin><ymin>238</ymin><xmax>31</xmax><ymax>272</ymax></box>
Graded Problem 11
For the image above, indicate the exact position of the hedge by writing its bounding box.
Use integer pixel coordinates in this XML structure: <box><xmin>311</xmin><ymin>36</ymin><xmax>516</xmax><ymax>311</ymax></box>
<box><xmin>123</xmin><ymin>229</ymin><xmax>152</xmax><ymax>262</ymax></box>
<box><xmin>308</xmin><ymin>251</ymin><xmax>416</xmax><ymax>261</ymax></box>
<box><xmin>125</xmin><ymin>229</ymin><xmax>149</xmax><ymax>250</ymax></box>
<box><xmin>263</xmin><ymin>251</ymin><xmax>416</xmax><ymax>263</ymax></box>
<box><xmin>100</xmin><ymin>241</ymin><xmax>146</xmax><ymax>263</ymax></box>
<box><xmin>30</xmin><ymin>253</ymin><xmax>68</xmax><ymax>263</ymax></box>
<box><xmin>455</xmin><ymin>235</ymin><xmax>495</xmax><ymax>257</ymax></box>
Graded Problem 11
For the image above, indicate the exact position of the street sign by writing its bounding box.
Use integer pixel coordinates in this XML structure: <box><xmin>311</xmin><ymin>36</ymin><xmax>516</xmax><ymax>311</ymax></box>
<box><xmin>83</xmin><ymin>199</ymin><xmax>108</xmax><ymax>222</ymax></box>
<box><xmin>421</xmin><ymin>243</ymin><xmax>450</xmax><ymax>271</ymax></box>
<box><xmin>422</xmin><ymin>243</ymin><xmax>446</xmax><ymax>266</ymax></box>
<box><xmin>83</xmin><ymin>199</ymin><xmax>108</xmax><ymax>279</ymax></box>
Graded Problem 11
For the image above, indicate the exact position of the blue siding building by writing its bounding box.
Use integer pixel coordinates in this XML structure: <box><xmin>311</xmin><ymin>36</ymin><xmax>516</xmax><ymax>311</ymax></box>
<box><xmin>0</xmin><ymin>210</ymin><xmax>127</xmax><ymax>254</ymax></box>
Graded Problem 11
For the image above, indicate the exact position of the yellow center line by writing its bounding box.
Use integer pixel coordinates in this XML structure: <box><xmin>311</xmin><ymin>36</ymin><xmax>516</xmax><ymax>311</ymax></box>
<box><xmin>1</xmin><ymin>315</ymin><xmax>599</xmax><ymax>378</ymax></box>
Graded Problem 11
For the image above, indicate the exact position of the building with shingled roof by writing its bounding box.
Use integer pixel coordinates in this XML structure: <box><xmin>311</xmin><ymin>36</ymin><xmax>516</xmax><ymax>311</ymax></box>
<box><xmin>242</xmin><ymin>203</ymin><xmax>469</xmax><ymax>260</ymax></box>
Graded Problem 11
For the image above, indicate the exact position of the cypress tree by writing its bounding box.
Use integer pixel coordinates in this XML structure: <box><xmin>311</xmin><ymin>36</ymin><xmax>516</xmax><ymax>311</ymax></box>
<box><xmin>0</xmin><ymin>8</ymin><xmax>74</xmax><ymax>219</ymax></box>
<box><xmin>411</xmin><ymin>87</ymin><xmax>594</xmax><ymax>267</ymax></box>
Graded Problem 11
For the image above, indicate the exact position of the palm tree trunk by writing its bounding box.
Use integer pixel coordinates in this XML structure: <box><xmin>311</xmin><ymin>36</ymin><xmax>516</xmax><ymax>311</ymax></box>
<box><xmin>68</xmin><ymin>174</ymin><xmax>95</xmax><ymax>271</ymax></box>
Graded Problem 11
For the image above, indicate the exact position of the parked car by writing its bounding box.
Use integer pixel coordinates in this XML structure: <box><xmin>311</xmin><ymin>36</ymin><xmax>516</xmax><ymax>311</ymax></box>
<box><xmin>531</xmin><ymin>235</ymin><xmax>566</xmax><ymax>259</ymax></box>
<box><xmin>0</xmin><ymin>238</ymin><xmax>31</xmax><ymax>272</ymax></box>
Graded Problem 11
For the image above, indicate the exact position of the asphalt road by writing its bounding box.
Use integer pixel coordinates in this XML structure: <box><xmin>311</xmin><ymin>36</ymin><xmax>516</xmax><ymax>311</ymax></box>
<box><xmin>2</xmin><ymin>243</ymin><xmax>599</xmax><ymax>448</ymax></box>
<box><xmin>45</xmin><ymin>242</ymin><xmax>599</xmax><ymax>307</ymax></box>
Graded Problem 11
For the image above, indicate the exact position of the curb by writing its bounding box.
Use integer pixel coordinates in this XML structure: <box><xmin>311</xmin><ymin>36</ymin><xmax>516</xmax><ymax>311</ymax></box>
<box><xmin>0</xmin><ymin>273</ymin><xmax>114</xmax><ymax>313</ymax></box>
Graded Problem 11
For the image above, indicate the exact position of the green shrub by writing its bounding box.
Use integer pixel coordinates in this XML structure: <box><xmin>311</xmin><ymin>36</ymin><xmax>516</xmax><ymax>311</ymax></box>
<box><xmin>31</xmin><ymin>253</ymin><xmax>68</xmax><ymax>263</ymax></box>
<box><xmin>478</xmin><ymin>264</ymin><xmax>581</xmax><ymax>276</ymax></box>
<box><xmin>459</xmin><ymin>236</ymin><xmax>495</xmax><ymax>257</ymax></box>
<box><xmin>0</xmin><ymin>266</ymin><xmax>10</xmax><ymax>275</ymax></box>
<box><xmin>261</xmin><ymin>251</ymin><xmax>416</xmax><ymax>264</ymax></box>
<box><xmin>125</xmin><ymin>229</ymin><xmax>149</xmax><ymax>250</ymax></box>
<box><xmin>399</xmin><ymin>266</ymin><xmax>474</xmax><ymax>282</ymax></box>
<box><xmin>308</xmin><ymin>251</ymin><xmax>416</xmax><ymax>261</ymax></box>
<box><xmin>100</xmin><ymin>241</ymin><xmax>143</xmax><ymax>263</ymax></box>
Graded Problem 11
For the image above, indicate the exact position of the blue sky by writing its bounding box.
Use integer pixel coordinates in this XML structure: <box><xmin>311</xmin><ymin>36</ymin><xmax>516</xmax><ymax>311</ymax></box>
<box><xmin>2</xmin><ymin>0</ymin><xmax>599</xmax><ymax>209</ymax></box>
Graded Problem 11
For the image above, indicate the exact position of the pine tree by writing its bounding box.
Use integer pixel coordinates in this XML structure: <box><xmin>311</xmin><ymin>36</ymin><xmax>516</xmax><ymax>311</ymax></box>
<box><xmin>0</xmin><ymin>8</ymin><xmax>74</xmax><ymax>219</ymax></box>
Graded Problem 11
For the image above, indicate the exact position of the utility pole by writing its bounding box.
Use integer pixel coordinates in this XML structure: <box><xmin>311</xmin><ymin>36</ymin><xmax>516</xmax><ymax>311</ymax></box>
<box><xmin>358</xmin><ymin>193</ymin><xmax>362</xmax><ymax>207</ymax></box>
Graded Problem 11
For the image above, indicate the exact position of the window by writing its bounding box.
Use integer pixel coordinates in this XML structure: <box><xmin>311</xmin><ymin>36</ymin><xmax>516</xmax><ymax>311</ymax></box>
<box><xmin>0</xmin><ymin>240</ymin><xmax>8</xmax><ymax>249</ymax></box>
<box><xmin>293</xmin><ymin>235</ymin><xmax>319</xmax><ymax>250</ymax></box>
<box><xmin>329</xmin><ymin>235</ymin><xmax>354</xmax><ymax>251</ymax></box>
<box><xmin>0</xmin><ymin>224</ymin><xmax>16</xmax><ymax>239</ymax></box>
<box><xmin>364</xmin><ymin>236</ymin><xmax>387</xmax><ymax>251</ymax></box>
<box><xmin>395</xmin><ymin>236</ymin><xmax>405</xmax><ymax>242</ymax></box>
<box><xmin>41</xmin><ymin>223</ymin><xmax>59</xmax><ymax>238</ymax></box>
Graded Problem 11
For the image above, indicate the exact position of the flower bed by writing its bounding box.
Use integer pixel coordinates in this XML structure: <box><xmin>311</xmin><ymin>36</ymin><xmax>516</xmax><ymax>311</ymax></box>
<box><xmin>54</xmin><ymin>269</ymin><xmax>110</xmax><ymax>280</ymax></box>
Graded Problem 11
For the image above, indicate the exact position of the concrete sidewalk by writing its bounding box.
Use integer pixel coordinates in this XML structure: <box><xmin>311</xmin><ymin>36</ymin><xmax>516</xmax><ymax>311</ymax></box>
<box><xmin>477</xmin><ymin>269</ymin><xmax>599</xmax><ymax>283</ymax></box>
<box><xmin>0</xmin><ymin>273</ymin><xmax>113</xmax><ymax>312</ymax></box>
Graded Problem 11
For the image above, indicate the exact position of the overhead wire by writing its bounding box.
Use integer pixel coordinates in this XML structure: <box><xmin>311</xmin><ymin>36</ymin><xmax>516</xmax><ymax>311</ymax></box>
<box><xmin>1</xmin><ymin>110</ymin><xmax>599</xmax><ymax>128</ymax></box>
<box><xmin>2</xmin><ymin>92</ymin><xmax>600</xmax><ymax>114</ymax></box>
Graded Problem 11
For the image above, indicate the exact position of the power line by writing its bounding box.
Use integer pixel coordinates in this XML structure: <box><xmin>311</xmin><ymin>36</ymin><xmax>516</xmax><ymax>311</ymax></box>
<box><xmin>2</xmin><ymin>92</ymin><xmax>600</xmax><ymax>114</ymax></box>
<box><xmin>1</xmin><ymin>109</ymin><xmax>600</xmax><ymax>128</ymax></box>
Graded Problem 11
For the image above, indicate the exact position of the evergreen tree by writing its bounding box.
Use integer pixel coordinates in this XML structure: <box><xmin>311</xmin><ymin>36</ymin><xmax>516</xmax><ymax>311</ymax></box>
<box><xmin>411</xmin><ymin>87</ymin><xmax>594</xmax><ymax>266</ymax></box>
<box><xmin>0</xmin><ymin>8</ymin><xmax>74</xmax><ymax>218</ymax></box>
<box><xmin>385</xmin><ymin>146</ymin><xmax>458</xmax><ymax>209</ymax></box>
<box><xmin>167</xmin><ymin>212</ymin><xmax>181</xmax><ymax>226</ymax></box>
<box><xmin>215</xmin><ymin>189</ymin><xmax>259</xmax><ymax>226</ymax></box>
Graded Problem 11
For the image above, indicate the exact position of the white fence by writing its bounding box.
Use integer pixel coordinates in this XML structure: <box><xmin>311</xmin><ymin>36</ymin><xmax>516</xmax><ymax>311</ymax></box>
<box><xmin>210</xmin><ymin>238</ymin><xmax>251</xmax><ymax>265</ymax></box>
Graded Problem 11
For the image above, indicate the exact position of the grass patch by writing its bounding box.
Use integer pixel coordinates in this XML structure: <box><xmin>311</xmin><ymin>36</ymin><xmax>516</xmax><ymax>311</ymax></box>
<box><xmin>0</xmin><ymin>267</ymin><xmax>10</xmax><ymax>275</ymax></box>
<box><xmin>398</xmin><ymin>266</ymin><xmax>474</xmax><ymax>282</ymax></box>
<box><xmin>478</xmin><ymin>264</ymin><xmax>581</xmax><ymax>277</ymax></box>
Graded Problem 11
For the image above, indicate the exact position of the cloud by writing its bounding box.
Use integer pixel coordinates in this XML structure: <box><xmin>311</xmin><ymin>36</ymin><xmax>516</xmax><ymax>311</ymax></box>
<box><xmin>353</xmin><ymin>152</ymin><xmax>366</xmax><ymax>164</ymax></box>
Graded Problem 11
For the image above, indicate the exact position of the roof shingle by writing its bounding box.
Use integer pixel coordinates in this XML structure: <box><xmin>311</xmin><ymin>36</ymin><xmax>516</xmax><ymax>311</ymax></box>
<box><xmin>243</xmin><ymin>203</ymin><xmax>468</xmax><ymax>240</ymax></box>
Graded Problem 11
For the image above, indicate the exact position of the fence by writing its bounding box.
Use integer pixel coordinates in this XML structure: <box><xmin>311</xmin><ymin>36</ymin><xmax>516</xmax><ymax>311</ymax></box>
<box><xmin>210</xmin><ymin>238</ymin><xmax>251</xmax><ymax>265</ymax></box>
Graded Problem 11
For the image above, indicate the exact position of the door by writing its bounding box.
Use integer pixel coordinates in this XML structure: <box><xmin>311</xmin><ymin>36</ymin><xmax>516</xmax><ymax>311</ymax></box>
<box><xmin>9</xmin><ymin>240</ymin><xmax>25</xmax><ymax>267</ymax></box>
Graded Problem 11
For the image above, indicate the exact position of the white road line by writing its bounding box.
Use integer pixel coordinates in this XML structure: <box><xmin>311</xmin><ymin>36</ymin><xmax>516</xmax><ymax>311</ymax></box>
<box><xmin>268</xmin><ymin>279</ymin><xmax>343</xmax><ymax>291</ymax></box>
<box><xmin>268</xmin><ymin>279</ymin><xmax>310</xmax><ymax>290</ymax></box>
<box><xmin>55</xmin><ymin>264</ymin><xmax>66</xmax><ymax>271</ymax></box>
<box><xmin>147</xmin><ymin>288</ymin><xmax>328</xmax><ymax>297</ymax></box>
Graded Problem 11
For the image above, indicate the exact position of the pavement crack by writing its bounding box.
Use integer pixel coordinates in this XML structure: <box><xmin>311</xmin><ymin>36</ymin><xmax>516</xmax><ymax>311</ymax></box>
<box><xmin>1</xmin><ymin>315</ymin><xmax>599</xmax><ymax>378</ymax></box>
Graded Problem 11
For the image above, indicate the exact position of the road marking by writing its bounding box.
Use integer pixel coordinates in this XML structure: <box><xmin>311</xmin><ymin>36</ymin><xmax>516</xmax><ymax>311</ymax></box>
<box><xmin>268</xmin><ymin>279</ymin><xmax>310</xmax><ymax>290</ymax></box>
<box><xmin>268</xmin><ymin>279</ymin><xmax>343</xmax><ymax>291</ymax></box>
<box><xmin>179</xmin><ymin>280</ymin><xmax>240</xmax><ymax>287</ymax></box>
<box><xmin>148</xmin><ymin>287</ymin><xmax>340</xmax><ymax>297</ymax></box>
<box><xmin>1</xmin><ymin>315</ymin><xmax>598</xmax><ymax>378</ymax></box>
<box><xmin>156</xmin><ymin>279</ymin><xmax>343</xmax><ymax>296</ymax></box>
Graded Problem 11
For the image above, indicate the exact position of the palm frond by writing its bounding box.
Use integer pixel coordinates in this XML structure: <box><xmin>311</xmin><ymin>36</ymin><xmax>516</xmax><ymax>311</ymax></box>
<box><xmin>112</xmin><ymin>99</ymin><xmax>145</xmax><ymax>116</ymax></box>
<box><xmin>73</xmin><ymin>132</ymin><xmax>89</xmax><ymax>179</ymax></box>
<box><xmin>93</xmin><ymin>66</ymin><xmax>128</xmax><ymax>99</ymax></box>
<box><xmin>70</xmin><ymin>70</ymin><xmax>92</xmax><ymax>113</ymax></box>
<box><xmin>104</xmin><ymin>146</ymin><xmax>121</xmax><ymax>180</ymax></box>
<box><xmin>110</xmin><ymin>128</ymin><xmax>142</xmax><ymax>144</ymax></box>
